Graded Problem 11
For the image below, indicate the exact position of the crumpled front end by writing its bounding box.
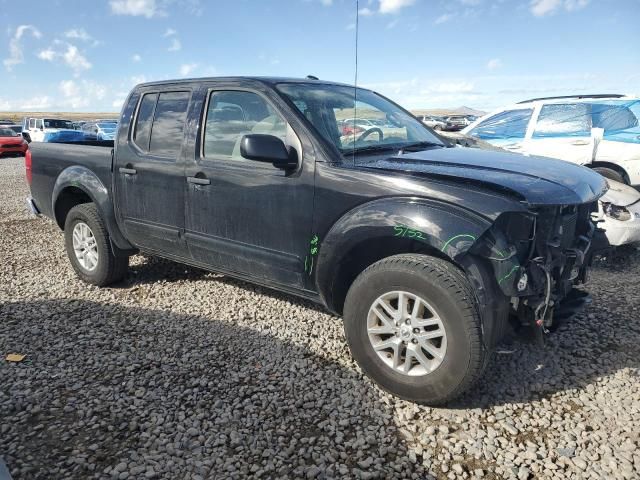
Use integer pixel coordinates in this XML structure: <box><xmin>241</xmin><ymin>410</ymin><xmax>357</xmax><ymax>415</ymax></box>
<box><xmin>470</xmin><ymin>202</ymin><xmax>598</xmax><ymax>339</ymax></box>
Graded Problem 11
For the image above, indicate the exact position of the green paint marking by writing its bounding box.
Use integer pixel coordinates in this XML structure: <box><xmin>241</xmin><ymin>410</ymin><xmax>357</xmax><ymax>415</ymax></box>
<box><xmin>441</xmin><ymin>234</ymin><xmax>477</xmax><ymax>253</ymax></box>
<box><xmin>498</xmin><ymin>265</ymin><xmax>520</xmax><ymax>284</ymax></box>
<box><xmin>306</xmin><ymin>234</ymin><xmax>320</xmax><ymax>276</ymax></box>
<box><xmin>394</xmin><ymin>224</ymin><xmax>427</xmax><ymax>241</ymax></box>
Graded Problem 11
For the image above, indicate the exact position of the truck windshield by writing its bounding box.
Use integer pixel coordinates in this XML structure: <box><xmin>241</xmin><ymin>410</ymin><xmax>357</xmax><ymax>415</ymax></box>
<box><xmin>276</xmin><ymin>83</ymin><xmax>444</xmax><ymax>156</ymax></box>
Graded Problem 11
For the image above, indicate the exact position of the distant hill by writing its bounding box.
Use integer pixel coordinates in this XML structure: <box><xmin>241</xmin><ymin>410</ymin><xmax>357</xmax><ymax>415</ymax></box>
<box><xmin>411</xmin><ymin>106</ymin><xmax>487</xmax><ymax>117</ymax></box>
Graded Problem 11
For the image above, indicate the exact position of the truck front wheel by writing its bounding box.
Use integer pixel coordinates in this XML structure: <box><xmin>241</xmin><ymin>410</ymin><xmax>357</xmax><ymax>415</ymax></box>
<box><xmin>64</xmin><ymin>203</ymin><xmax>128</xmax><ymax>286</ymax></box>
<box><xmin>343</xmin><ymin>254</ymin><xmax>487</xmax><ymax>405</ymax></box>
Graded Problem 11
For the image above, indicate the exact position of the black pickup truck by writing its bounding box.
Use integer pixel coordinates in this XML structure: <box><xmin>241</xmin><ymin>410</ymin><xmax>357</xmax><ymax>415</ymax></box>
<box><xmin>26</xmin><ymin>77</ymin><xmax>607</xmax><ymax>405</ymax></box>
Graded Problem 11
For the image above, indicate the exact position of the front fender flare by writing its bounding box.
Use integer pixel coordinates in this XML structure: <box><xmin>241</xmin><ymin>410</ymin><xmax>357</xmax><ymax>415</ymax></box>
<box><xmin>315</xmin><ymin>197</ymin><xmax>492</xmax><ymax>309</ymax></box>
<box><xmin>52</xmin><ymin>166</ymin><xmax>133</xmax><ymax>250</ymax></box>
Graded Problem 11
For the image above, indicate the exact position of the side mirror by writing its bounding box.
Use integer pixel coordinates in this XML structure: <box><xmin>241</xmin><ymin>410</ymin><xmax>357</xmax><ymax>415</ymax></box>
<box><xmin>240</xmin><ymin>134</ymin><xmax>297</xmax><ymax>169</ymax></box>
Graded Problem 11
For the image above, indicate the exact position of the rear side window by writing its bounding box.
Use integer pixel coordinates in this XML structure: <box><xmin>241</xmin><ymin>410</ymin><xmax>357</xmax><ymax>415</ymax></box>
<box><xmin>533</xmin><ymin>103</ymin><xmax>590</xmax><ymax>138</ymax></box>
<box><xmin>467</xmin><ymin>109</ymin><xmax>533</xmax><ymax>139</ymax></box>
<box><xmin>591</xmin><ymin>102</ymin><xmax>639</xmax><ymax>131</ymax></box>
<box><xmin>133</xmin><ymin>93</ymin><xmax>157</xmax><ymax>151</ymax></box>
<box><xmin>149</xmin><ymin>91</ymin><xmax>190</xmax><ymax>157</ymax></box>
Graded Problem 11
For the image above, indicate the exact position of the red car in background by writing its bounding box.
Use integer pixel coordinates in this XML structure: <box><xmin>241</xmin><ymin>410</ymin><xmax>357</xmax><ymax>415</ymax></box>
<box><xmin>0</xmin><ymin>126</ymin><xmax>28</xmax><ymax>157</ymax></box>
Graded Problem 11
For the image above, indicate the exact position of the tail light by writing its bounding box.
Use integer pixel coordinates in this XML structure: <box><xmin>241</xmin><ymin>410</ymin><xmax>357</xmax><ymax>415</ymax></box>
<box><xmin>25</xmin><ymin>148</ymin><xmax>32</xmax><ymax>185</ymax></box>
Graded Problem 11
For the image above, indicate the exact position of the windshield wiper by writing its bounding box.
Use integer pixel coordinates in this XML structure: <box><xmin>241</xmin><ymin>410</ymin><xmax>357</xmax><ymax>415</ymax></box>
<box><xmin>397</xmin><ymin>141</ymin><xmax>445</xmax><ymax>153</ymax></box>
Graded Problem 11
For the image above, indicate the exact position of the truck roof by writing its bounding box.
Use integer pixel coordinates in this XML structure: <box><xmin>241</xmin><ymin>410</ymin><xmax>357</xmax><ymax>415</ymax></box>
<box><xmin>135</xmin><ymin>76</ymin><xmax>360</xmax><ymax>89</ymax></box>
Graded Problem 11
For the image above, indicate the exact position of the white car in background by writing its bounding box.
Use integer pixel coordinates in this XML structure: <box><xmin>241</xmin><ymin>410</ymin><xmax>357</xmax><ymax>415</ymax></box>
<box><xmin>21</xmin><ymin>117</ymin><xmax>76</xmax><ymax>143</ymax></box>
<box><xmin>593</xmin><ymin>179</ymin><xmax>640</xmax><ymax>246</ymax></box>
<box><xmin>462</xmin><ymin>94</ymin><xmax>640</xmax><ymax>186</ymax></box>
<box><xmin>416</xmin><ymin>115</ymin><xmax>446</xmax><ymax>130</ymax></box>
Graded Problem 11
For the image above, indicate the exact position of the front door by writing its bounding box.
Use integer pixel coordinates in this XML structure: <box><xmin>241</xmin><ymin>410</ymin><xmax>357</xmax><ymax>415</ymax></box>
<box><xmin>184</xmin><ymin>87</ymin><xmax>315</xmax><ymax>288</ymax></box>
<box><xmin>114</xmin><ymin>90</ymin><xmax>192</xmax><ymax>257</ymax></box>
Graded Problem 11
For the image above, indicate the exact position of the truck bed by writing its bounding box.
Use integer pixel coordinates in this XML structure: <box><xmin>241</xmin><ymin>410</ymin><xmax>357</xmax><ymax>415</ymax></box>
<box><xmin>29</xmin><ymin>142</ymin><xmax>114</xmax><ymax>219</ymax></box>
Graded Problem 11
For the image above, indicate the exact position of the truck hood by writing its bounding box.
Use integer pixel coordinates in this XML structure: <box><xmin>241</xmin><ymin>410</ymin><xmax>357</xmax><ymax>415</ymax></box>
<box><xmin>363</xmin><ymin>147</ymin><xmax>608</xmax><ymax>206</ymax></box>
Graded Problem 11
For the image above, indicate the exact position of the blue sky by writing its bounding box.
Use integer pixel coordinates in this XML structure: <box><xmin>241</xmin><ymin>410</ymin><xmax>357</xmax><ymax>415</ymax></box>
<box><xmin>1</xmin><ymin>0</ymin><xmax>638</xmax><ymax>112</ymax></box>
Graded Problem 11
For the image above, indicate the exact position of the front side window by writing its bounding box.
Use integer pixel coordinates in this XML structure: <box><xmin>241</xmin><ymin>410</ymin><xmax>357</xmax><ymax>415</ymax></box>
<box><xmin>467</xmin><ymin>109</ymin><xmax>533</xmax><ymax>140</ymax></box>
<box><xmin>533</xmin><ymin>103</ymin><xmax>590</xmax><ymax>138</ymax></box>
<box><xmin>276</xmin><ymin>83</ymin><xmax>444</xmax><ymax>157</ymax></box>
<box><xmin>203</xmin><ymin>90</ymin><xmax>287</xmax><ymax>159</ymax></box>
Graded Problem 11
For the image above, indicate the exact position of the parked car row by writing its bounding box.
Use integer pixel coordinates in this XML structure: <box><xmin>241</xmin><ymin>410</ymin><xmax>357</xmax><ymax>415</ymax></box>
<box><xmin>20</xmin><ymin>117</ymin><xmax>118</xmax><ymax>143</ymax></box>
<box><xmin>416</xmin><ymin>114</ymin><xmax>478</xmax><ymax>131</ymax></box>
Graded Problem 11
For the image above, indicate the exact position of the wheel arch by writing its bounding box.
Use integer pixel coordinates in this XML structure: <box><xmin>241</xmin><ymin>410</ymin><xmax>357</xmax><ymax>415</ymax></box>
<box><xmin>590</xmin><ymin>161</ymin><xmax>630</xmax><ymax>184</ymax></box>
<box><xmin>52</xmin><ymin>166</ymin><xmax>134</xmax><ymax>251</ymax></box>
<box><xmin>315</xmin><ymin>197</ymin><xmax>492</xmax><ymax>315</ymax></box>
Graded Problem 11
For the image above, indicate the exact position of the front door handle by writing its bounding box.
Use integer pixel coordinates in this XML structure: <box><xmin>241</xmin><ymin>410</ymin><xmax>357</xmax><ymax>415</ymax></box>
<box><xmin>571</xmin><ymin>139</ymin><xmax>590</xmax><ymax>146</ymax></box>
<box><xmin>119</xmin><ymin>167</ymin><xmax>137</xmax><ymax>175</ymax></box>
<box><xmin>504</xmin><ymin>144</ymin><xmax>522</xmax><ymax>150</ymax></box>
<box><xmin>187</xmin><ymin>175</ymin><xmax>211</xmax><ymax>186</ymax></box>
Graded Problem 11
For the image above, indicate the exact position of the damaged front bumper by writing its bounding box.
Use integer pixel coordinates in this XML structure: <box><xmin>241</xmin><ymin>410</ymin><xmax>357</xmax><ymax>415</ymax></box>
<box><xmin>473</xmin><ymin>204</ymin><xmax>598</xmax><ymax>336</ymax></box>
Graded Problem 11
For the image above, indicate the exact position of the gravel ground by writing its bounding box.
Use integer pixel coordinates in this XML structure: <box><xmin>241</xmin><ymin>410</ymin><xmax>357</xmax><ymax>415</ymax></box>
<box><xmin>1</xmin><ymin>156</ymin><xmax>638</xmax><ymax>480</ymax></box>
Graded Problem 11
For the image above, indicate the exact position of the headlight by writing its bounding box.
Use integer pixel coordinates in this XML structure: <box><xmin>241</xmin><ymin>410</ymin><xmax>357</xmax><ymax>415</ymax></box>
<box><xmin>603</xmin><ymin>203</ymin><xmax>631</xmax><ymax>221</ymax></box>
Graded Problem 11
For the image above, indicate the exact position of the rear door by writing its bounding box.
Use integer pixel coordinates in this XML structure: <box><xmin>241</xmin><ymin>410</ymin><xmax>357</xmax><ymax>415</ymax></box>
<box><xmin>524</xmin><ymin>103</ymin><xmax>593</xmax><ymax>164</ymax></box>
<box><xmin>113</xmin><ymin>89</ymin><xmax>192</xmax><ymax>257</ymax></box>
<box><xmin>184</xmin><ymin>85</ymin><xmax>315</xmax><ymax>288</ymax></box>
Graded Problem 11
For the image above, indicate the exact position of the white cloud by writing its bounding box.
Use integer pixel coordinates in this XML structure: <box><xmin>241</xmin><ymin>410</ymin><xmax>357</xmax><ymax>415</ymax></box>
<box><xmin>63</xmin><ymin>45</ymin><xmax>92</xmax><ymax>74</ymax></box>
<box><xmin>164</xmin><ymin>28</ymin><xmax>181</xmax><ymax>51</ymax></box>
<box><xmin>320</xmin><ymin>0</ymin><xmax>333</xmax><ymax>5</ymax></box>
<box><xmin>58</xmin><ymin>79</ymin><xmax>107</xmax><ymax>109</ymax></box>
<box><xmin>434</xmin><ymin>13</ymin><xmax>453</xmax><ymax>24</ymax></box>
<box><xmin>64</xmin><ymin>28</ymin><xmax>99</xmax><ymax>46</ymax></box>
<box><xmin>530</xmin><ymin>0</ymin><xmax>589</xmax><ymax>16</ymax></box>
<box><xmin>37</xmin><ymin>43</ymin><xmax>92</xmax><ymax>76</ymax></box>
<box><xmin>386</xmin><ymin>19</ymin><xmax>399</xmax><ymax>29</ymax></box>
<box><xmin>0</xmin><ymin>98</ymin><xmax>11</xmax><ymax>110</ymax></box>
<box><xmin>3</xmin><ymin>25</ymin><xmax>42</xmax><ymax>72</ymax></box>
<box><xmin>358</xmin><ymin>7</ymin><xmax>375</xmax><ymax>16</ymax></box>
<box><xmin>168</xmin><ymin>38</ymin><xmax>182</xmax><ymax>52</ymax></box>
<box><xmin>37</xmin><ymin>48</ymin><xmax>56</xmax><ymax>61</ymax></box>
<box><xmin>21</xmin><ymin>96</ymin><xmax>52</xmax><ymax>110</ymax></box>
<box><xmin>379</xmin><ymin>0</ymin><xmax>415</xmax><ymax>14</ymax></box>
<box><xmin>179</xmin><ymin>63</ymin><xmax>198</xmax><ymax>76</ymax></box>
<box><xmin>486</xmin><ymin>58</ymin><xmax>502</xmax><ymax>70</ymax></box>
<box><xmin>110</xmin><ymin>0</ymin><xmax>162</xmax><ymax>18</ymax></box>
<box><xmin>132</xmin><ymin>54</ymin><xmax>142</xmax><ymax>62</ymax></box>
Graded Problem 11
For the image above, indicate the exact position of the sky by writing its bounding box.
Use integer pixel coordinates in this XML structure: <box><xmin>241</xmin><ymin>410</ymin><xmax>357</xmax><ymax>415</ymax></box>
<box><xmin>1</xmin><ymin>0</ymin><xmax>639</xmax><ymax>113</ymax></box>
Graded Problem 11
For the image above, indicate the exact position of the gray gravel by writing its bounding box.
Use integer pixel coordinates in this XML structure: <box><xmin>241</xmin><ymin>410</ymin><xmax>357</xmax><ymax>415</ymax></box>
<box><xmin>1</xmin><ymin>156</ymin><xmax>639</xmax><ymax>479</ymax></box>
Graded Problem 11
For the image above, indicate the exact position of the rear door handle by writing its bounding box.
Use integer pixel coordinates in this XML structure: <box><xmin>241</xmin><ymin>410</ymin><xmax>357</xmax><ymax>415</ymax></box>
<box><xmin>571</xmin><ymin>140</ymin><xmax>590</xmax><ymax>146</ymax></box>
<box><xmin>187</xmin><ymin>176</ymin><xmax>211</xmax><ymax>186</ymax></box>
<box><xmin>119</xmin><ymin>167</ymin><xmax>137</xmax><ymax>175</ymax></box>
<box><xmin>504</xmin><ymin>144</ymin><xmax>522</xmax><ymax>150</ymax></box>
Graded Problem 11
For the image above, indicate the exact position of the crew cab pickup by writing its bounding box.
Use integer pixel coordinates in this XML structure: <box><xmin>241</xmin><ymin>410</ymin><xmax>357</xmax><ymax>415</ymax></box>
<box><xmin>26</xmin><ymin>77</ymin><xmax>607</xmax><ymax>405</ymax></box>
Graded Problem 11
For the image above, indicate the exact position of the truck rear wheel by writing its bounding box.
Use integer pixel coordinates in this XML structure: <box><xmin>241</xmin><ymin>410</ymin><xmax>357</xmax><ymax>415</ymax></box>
<box><xmin>64</xmin><ymin>203</ymin><xmax>128</xmax><ymax>286</ymax></box>
<box><xmin>343</xmin><ymin>254</ymin><xmax>486</xmax><ymax>405</ymax></box>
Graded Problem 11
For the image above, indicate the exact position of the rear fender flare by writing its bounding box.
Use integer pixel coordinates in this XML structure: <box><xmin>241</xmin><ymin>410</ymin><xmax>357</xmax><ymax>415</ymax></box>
<box><xmin>52</xmin><ymin>166</ymin><xmax>134</xmax><ymax>251</ymax></box>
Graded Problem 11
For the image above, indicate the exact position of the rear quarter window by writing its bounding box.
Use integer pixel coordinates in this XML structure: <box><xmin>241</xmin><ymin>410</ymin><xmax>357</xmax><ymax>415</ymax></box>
<box><xmin>133</xmin><ymin>93</ymin><xmax>158</xmax><ymax>151</ymax></box>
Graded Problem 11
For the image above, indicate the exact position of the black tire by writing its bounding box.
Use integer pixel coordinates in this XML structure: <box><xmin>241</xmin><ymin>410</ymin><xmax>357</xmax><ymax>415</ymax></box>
<box><xmin>434</xmin><ymin>125</ymin><xmax>442</xmax><ymax>131</ymax></box>
<box><xmin>343</xmin><ymin>254</ymin><xmax>487</xmax><ymax>405</ymax></box>
<box><xmin>593</xmin><ymin>167</ymin><xmax>626</xmax><ymax>184</ymax></box>
<box><xmin>64</xmin><ymin>203</ymin><xmax>128</xmax><ymax>286</ymax></box>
